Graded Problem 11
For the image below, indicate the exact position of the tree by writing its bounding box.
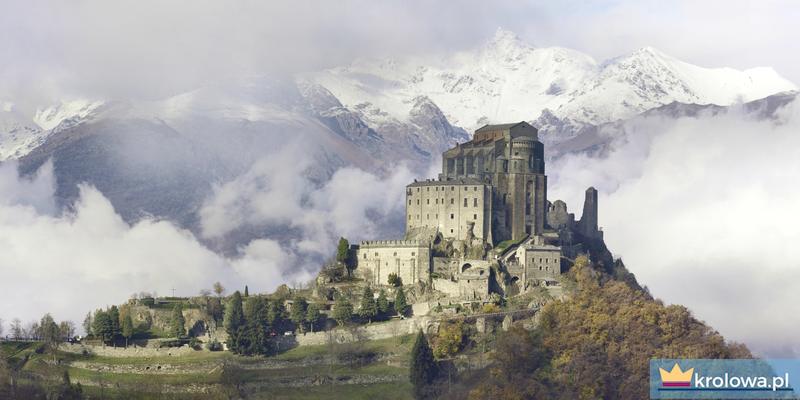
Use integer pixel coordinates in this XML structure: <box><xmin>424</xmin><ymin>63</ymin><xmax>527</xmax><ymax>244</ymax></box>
<box><xmin>171</xmin><ymin>304</ymin><xmax>186</xmax><ymax>338</ymax></box>
<box><xmin>82</xmin><ymin>312</ymin><xmax>93</xmax><ymax>337</ymax></box>
<box><xmin>0</xmin><ymin>318</ymin><xmax>3</xmax><ymax>338</ymax></box>
<box><xmin>432</xmin><ymin>321</ymin><xmax>465</xmax><ymax>359</ymax></box>
<box><xmin>239</xmin><ymin>296</ymin><xmax>270</xmax><ymax>355</ymax></box>
<box><xmin>39</xmin><ymin>314</ymin><xmax>61</xmax><ymax>361</ymax></box>
<box><xmin>359</xmin><ymin>286</ymin><xmax>377</xmax><ymax>323</ymax></box>
<box><xmin>266</xmin><ymin>300</ymin><xmax>286</xmax><ymax>327</ymax></box>
<box><xmin>10</xmin><ymin>318</ymin><xmax>22</xmax><ymax>339</ymax></box>
<box><xmin>244</xmin><ymin>285</ymin><xmax>249</xmax><ymax>297</ymax></box>
<box><xmin>224</xmin><ymin>291</ymin><xmax>244</xmax><ymax>352</ymax></box>
<box><xmin>306</xmin><ymin>303</ymin><xmax>321</xmax><ymax>333</ymax></box>
<box><xmin>108</xmin><ymin>306</ymin><xmax>121</xmax><ymax>342</ymax></box>
<box><xmin>198</xmin><ymin>289</ymin><xmax>212</xmax><ymax>297</ymax></box>
<box><xmin>410</xmin><ymin>330</ymin><xmax>437</xmax><ymax>399</ymax></box>
<box><xmin>121</xmin><ymin>314</ymin><xmax>134</xmax><ymax>347</ymax></box>
<box><xmin>377</xmin><ymin>289</ymin><xmax>390</xmax><ymax>318</ymax></box>
<box><xmin>213</xmin><ymin>281</ymin><xmax>225</xmax><ymax>297</ymax></box>
<box><xmin>395</xmin><ymin>287</ymin><xmax>409</xmax><ymax>317</ymax></box>
<box><xmin>290</xmin><ymin>296</ymin><xmax>308</xmax><ymax>332</ymax></box>
<box><xmin>332</xmin><ymin>292</ymin><xmax>353</xmax><ymax>326</ymax></box>
<box><xmin>58</xmin><ymin>370</ymin><xmax>83</xmax><ymax>400</ymax></box>
<box><xmin>388</xmin><ymin>273</ymin><xmax>403</xmax><ymax>287</ymax></box>
<box><xmin>336</xmin><ymin>237</ymin><xmax>349</xmax><ymax>264</ymax></box>
<box><xmin>93</xmin><ymin>310</ymin><xmax>113</xmax><ymax>344</ymax></box>
<box><xmin>59</xmin><ymin>320</ymin><xmax>76</xmax><ymax>340</ymax></box>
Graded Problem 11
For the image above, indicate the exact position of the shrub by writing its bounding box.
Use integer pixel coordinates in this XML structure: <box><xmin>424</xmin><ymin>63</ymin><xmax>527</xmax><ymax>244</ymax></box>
<box><xmin>206</xmin><ymin>339</ymin><xmax>223</xmax><ymax>351</ymax></box>
<box><xmin>387</xmin><ymin>273</ymin><xmax>403</xmax><ymax>287</ymax></box>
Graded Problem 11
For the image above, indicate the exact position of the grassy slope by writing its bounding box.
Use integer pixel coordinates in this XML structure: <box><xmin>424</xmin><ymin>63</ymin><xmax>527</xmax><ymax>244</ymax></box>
<box><xmin>2</xmin><ymin>335</ymin><xmax>415</xmax><ymax>400</ymax></box>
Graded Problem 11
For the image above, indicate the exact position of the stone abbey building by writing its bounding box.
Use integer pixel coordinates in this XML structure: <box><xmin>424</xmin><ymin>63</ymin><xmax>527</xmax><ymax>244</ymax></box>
<box><xmin>353</xmin><ymin>122</ymin><xmax>601</xmax><ymax>300</ymax></box>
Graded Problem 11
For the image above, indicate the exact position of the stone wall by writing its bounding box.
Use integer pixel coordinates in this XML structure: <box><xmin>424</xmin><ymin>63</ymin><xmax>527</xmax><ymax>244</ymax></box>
<box><xmin>405</xmin><ymin>181</ymin><xmax>492</xmax><ymax>242</ymax></box>
<box><xmin>355</xmin><ymin>241</ymin><xmax>431</xmax><ymax>286</ymax></box>
<box><xmin>60</xmin><ymin>342</ymin><xmax>198</xmax><ymax>358</ymax></box>
<box><xmin>290</xmin><ymin>317</ymin><xmax>437</xmax><ymax>347</ymax></box>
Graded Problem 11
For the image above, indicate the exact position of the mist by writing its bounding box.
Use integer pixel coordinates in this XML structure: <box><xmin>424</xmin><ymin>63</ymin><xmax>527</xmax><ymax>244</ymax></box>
<box><xmin>549</xmin><ymin>98</ymin><xmax>800</xmax><ymax>357</ymax></box>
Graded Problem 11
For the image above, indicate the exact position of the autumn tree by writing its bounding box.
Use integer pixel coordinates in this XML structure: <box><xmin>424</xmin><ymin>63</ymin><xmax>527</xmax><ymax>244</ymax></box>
<box><xmin>213</xmin><ymin>281</ymin><xmax>225</xmax><ymax>297</ymax></box>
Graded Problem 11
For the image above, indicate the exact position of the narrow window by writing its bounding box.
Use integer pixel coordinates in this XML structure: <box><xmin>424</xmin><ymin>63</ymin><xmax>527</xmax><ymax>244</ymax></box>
<box><xmin>408</xmin><ymin>199</ymin><xmax>411</xmax><ymax>205</ymax></box>
<box><xmin>450</xmin><ymin>213</ymin><xmax>454</xmax><ymax>219</ymax></box>
<box><xmin>451</xmin><ymin>186</ymin><xmax>454</xmax><ymax>191</ymax></box>
<box><xmin>417</xmin><ymin>199</ymin><xmax>420</xmax><ymax>205</ymax></box>
<box><xmin>450</xmin><ymin>198</ymin><xmax>454</xmax><ymax>205</ymax></box>
<box><xmin>393</xmin><ymin>252</ymin><xmax>397</xmax><ymax>256</ymax></box>
<box><xmin>411</xmin><ymin>252</ymin><xmax>416</xmax><ymax>256</ymax></box>
<box><xmin>473</xmin><ymin>198</ymin><xmax>478</xmax><ymax>207</ymax></box>
<box><xmin>427</xmin><ymin>199</ymin><xmax>430</xmax><ymax>205</ymax></box>
<box><xmin>473</xmin><ymin>214</ymin><xmax>477</xmax><ymax>220</ymax></box>
<box><xmin>463</xmin><ymin>198</ymin><xmax>468</xmax><ymax>207</ymax></box>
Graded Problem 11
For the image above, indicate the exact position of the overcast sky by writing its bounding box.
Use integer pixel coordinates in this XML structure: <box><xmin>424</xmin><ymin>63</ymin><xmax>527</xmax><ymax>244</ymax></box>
<box><xmin>1</xmin><ymin>0</ymin><xmax>798</xmax><ymax>109</ymax></box>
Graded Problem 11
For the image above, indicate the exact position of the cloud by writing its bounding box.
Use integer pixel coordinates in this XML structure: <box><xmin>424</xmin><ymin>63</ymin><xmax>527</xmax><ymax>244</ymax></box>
<box><xmin>200</xmin><ymin>142</ymin><xmax>417</xmax><ymax>259</ymax></box>
<box><xmin>0</xmin><ymin>161</ymin><xmax>312</xmax><ymax>333</ymax></box>
<box><xmin>549</xmin><ymin>98</ymin><xmax>800</xmax><ymax>357</ymax></box>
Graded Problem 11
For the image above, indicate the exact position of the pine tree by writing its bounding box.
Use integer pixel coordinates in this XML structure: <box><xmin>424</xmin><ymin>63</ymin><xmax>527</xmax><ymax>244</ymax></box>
<box><xmin>171</xmin><ymin>303</ymin><xmax>186</xmax><ymax>338</ymax></box>
<box><xmin>395</xmin><ymin>287</ymin><xmax>409</xmax><ymax>317</ymax></box>
<box><xmin>359</xmin><ymin>286</ymin><xmax>377</xmax><ymax>323</ymax></box>
<box><xmin>108</xmin><ymin>305</ymin><xmax>121</xmax><ymax>342</ymax></box>
<box><xmin>376</xmin><ymin>289</ymin><xmax>390</xmax><ymax>319</ymax></box>
<box><xmin>332</xmin><ymin>292</ymin><xmax>353</xmax><ymax>326</ymax></box>
<box><xmin>290</xmin><ymin>296</ymin><xmax>308</xmax><ymax>333</ymax></box>
<box><xmin>267</xmin><ymin>300</ymin><xmax>285</xmax><ymax>327</ymax></box>
<box><xmin>306</xmin><ymin>302</ymin><xmax>321</xmax><ymax>333</ymax></box>
<box><xmin>224</xmin><ymin>291</ymin><xmax>245</xmax><ymax>353</ymax></box>
<box><xmin>409</xmin><ymin>330</ymin><xmax>437</xmax><ymax>399</ymax></box>
<box><xmin>241</xmin><ymin>296</ymin><xmax>270</xmax><ymax>355</ymax></box>
<box><xmin>122</xmin><ymin>313</ymin><xmax>134</xmax><ymax>347</ymax></box>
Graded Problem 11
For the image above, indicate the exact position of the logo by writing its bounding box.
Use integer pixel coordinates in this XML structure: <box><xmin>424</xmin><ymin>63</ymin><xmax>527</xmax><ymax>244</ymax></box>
<box><xmin>659</xmin><ymin>363</ymin><xmax>694</xmax><ymax>387</ymax></box>
<box><xmin>650</xmin><ymin>359</ymin><xmax>800</xmax><ymax>399</ymax></box>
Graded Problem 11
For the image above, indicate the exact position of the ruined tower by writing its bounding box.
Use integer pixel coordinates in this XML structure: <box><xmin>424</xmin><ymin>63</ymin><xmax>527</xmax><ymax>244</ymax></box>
<box><xmin>578</xmin><ymin>186</ymin><xmax>600</xmax><ymax>238</ymax></box>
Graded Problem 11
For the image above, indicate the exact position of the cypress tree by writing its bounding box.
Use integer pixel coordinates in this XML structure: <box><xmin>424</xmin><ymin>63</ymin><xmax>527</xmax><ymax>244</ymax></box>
<box><xmin>108</xmin><ymin>305</ymin><xmax>121</xmax><ymax>341</ymax></box>
<box><xmin>409</xmin><ymin>330</ymin><xmax>437</xmax><ymax>399</ymax></box>
<box><xmin>376</xmin><ymin>289</ymin><xmax>390</xmax><ymax>319</ymax></box>
<box><xmin>359</xmin><ymin>286</ymin><xmax>377</xmax><ymax>323</ymax></box>
<box><xmin>244</xmin><ymin>285</ymin><xmax>249</xmax><ymax>297</ymax></box>
<box><xmin>171</xmin><ymin>303</ymin><xmax>186</xmax><ymax>338</ymax></box>
<box><xmin>395</xmin><ymin>287</ymin><xmax>409</xmax><ymax>317</ymax></box>
<box><xmin>224</xmin><ymin>291</ymin><xmax>245</xmax><ymax>352</ymax></box>
<box><xmin>122</xmin><ymin>313</ymin><xmax>134</xmax><ymax>347</ymax></box>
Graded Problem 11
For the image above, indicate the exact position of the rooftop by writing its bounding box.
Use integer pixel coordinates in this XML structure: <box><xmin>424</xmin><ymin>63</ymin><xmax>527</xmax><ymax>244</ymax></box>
<box><xmin>407</xmin><ymin>177</ymin><xmax>487</xmax><ymax>187</ymax></box>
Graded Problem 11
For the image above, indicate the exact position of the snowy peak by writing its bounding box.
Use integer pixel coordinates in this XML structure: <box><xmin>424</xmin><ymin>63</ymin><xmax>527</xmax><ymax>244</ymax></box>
<box><xmin>308</xmin><ymin>30</ymin><xmax>796</xmax><ymax>139</ymax></box>
<box><xmin>34</xmin><ymin>99</ymin><xmax>104</xmax><ymax>131</ymax></box>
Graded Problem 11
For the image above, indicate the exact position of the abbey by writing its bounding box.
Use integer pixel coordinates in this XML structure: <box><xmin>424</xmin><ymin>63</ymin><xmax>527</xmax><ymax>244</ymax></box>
<box><xmin>352</xmin><ymin>122</ymin><xmax>602</xmax><ymax>300</ymax></box>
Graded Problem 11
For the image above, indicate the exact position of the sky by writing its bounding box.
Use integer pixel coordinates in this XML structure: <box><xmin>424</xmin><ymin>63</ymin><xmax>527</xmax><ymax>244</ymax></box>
<box><xmin>1</xmin><ymin>0</ymin><xmax>799</xmax><ymax>357</ymax></box>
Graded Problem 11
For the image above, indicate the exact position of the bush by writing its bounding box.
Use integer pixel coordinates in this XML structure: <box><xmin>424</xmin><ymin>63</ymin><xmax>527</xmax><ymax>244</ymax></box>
<box><xmin>206</xmin><ymin>339</ymin><xmax>223</xmax><ymax>351</ymax></box>
<box><xmin>140</xmin><ymin>297</ymin><xmax>155</xmax><ymax>307</ymax></box>
<box><xmin>387</xmin><ymin>273</ymin><xmax>403</xmax><ymax>287</ymax></box>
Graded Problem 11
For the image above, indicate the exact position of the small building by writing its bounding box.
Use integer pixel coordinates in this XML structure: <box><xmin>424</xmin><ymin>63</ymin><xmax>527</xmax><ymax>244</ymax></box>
<box><xmin>354</xmin><ymin>240</ymin><xmax>431</xmax><ymax>286</ymax></box>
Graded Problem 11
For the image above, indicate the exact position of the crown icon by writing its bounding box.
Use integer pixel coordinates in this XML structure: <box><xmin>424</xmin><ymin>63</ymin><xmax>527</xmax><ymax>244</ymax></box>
<box><xmin>659</xmin><ymin>363</ymin><xmax>694</xmax><ymax>387</ymax></box>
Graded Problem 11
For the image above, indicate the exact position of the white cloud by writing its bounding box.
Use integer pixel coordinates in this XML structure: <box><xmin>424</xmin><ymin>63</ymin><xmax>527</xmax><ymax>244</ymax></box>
<box><xmin>549</xmin><ymin>98</ymin><xmax>800</xmax><ymax>357</ymax></box>
<box><xmin>0</xmin><ymin>161</ymin><xmax>310</xmax><ymax>332</ymax></box>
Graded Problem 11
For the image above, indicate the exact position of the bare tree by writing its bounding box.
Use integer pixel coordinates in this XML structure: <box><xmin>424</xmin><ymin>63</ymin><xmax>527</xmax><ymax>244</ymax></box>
<box><xmin>199</xmin><ymin>289</ymin><xmax>212</xmax><ymax>297</ymax></box>
<box><xmin>213</xmin><ymin>282</ymin><xmax>225</xmax><ymax>297</ymax></box>
<box><xmin>59</xmin><ymin>321</ymin><xmax>76</xmax><ymax>341</ymax></box>
<box><xmin>10</xmin><ymin>318</ymin><xmax>22</xmax><ymax>339</ymax></box>
<box><xmin>25</xmin><ymin>320</ymin><xmax>40</xmax><ymax>340</ymax></box>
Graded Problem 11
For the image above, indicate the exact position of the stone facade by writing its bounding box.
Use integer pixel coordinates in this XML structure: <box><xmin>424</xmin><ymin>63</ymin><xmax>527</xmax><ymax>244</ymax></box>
<box><xmin>355</xmin><ymin>240</ymin><xmax>431</xmax><ymax>286</ymax></box>
<box><xmin>439</xmin><ymin>122</ymin><xmax>547</xmax><ymax>242</ymax></box>
<box><xmin>405</xmin><ymin>179</ymin><xmax>492</xmax><ymax>242</ymax></box>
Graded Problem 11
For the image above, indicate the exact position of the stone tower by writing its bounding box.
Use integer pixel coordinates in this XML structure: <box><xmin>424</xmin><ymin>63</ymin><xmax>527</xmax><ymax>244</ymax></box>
<box><xmin>578</xmin><ymin>186</ymin><xmax>599</xmax><ymax>238</ymax></box>
<box><xmin>436</xmin><ymin>122</ymin><xmax>547</xmax><ymax>243</ymax></box>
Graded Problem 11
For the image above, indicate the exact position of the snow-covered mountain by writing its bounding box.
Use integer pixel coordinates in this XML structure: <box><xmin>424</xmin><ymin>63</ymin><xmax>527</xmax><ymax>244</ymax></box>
<box><xmin>307</xmin><ymin>28</ymin><xmax>796</xmax><ymax>141</ymax></box>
